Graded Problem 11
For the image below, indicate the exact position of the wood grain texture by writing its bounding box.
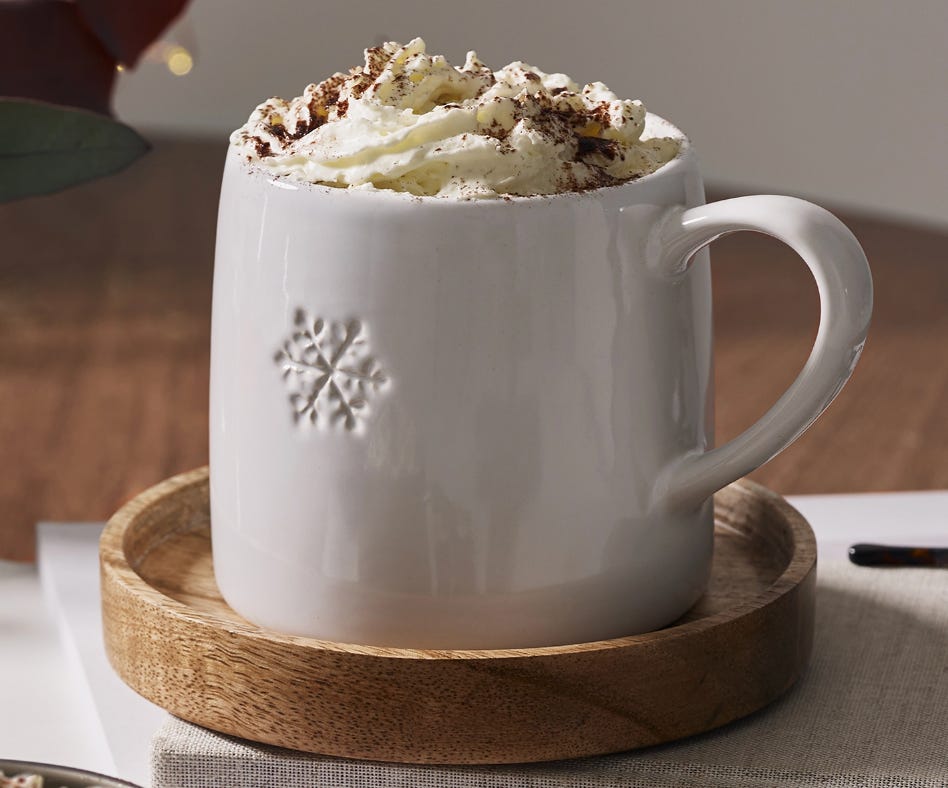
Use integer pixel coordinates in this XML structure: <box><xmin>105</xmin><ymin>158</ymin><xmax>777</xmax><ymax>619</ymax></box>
<box><xmin>2</xmin><ymin>138</ymin><xmax>947</xmax><ymax>560</ymax></box>
<box><xmin>100</xmin><ymin>467</ymin><xmax>816</xmax><ymax>764</ymax></box>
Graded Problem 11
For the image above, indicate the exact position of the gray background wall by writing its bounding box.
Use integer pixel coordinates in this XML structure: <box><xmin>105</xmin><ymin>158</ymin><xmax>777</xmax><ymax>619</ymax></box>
<box><xmin>115</xmin><ymin>0</ymin><xmax>948</xmax><ymax>228</ymax></box>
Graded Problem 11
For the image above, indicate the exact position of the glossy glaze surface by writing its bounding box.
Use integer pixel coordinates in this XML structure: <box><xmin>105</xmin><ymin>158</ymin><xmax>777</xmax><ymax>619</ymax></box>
<box><xmin>210</xmin><ymin>116</ymin><xmax>871</xmax><ymax>648</ymax></box>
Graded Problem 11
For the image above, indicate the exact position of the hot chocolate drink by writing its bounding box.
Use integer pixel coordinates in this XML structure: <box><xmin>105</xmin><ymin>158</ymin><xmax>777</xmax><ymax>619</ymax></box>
<box><xmin>231</xmin><ymin>38</ymin><xmax>679</xmax><ymax>198</ymax></box>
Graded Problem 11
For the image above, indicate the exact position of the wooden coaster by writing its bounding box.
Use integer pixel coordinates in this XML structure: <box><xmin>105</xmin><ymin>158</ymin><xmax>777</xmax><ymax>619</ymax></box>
<box><xmin>101</xmin><ymin>467</ymin><xmax>815</xmax><ymax>765</ymax></box>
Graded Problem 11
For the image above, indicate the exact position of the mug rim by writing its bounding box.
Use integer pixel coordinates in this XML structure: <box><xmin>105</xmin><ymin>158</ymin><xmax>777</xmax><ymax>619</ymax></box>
<box><xmin>231</xmin><ymin>112</ymin><xmax>693</xmax><ymax>204</ymax></box>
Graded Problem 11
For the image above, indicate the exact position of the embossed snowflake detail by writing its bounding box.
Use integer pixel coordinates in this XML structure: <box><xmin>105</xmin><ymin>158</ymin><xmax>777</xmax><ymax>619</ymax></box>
<box><xmin>274</xmin><ymin>310</ymin><xmax>389</xmax><ymax>431</ymax></box>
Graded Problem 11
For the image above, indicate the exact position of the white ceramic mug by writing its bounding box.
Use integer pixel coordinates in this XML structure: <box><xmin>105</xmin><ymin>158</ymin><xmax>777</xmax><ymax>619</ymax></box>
<box><xmin>210</xmin><ymin>115</ymin><xmax>871</xmax><ymax>649</ymax></box>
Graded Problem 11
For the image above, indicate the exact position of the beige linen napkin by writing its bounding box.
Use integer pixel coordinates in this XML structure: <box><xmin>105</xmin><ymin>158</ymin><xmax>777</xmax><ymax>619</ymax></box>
<box><xmin>151</xmin><ymin>561</ymin><xmax>948</xmax><ymax>788</ymax></box>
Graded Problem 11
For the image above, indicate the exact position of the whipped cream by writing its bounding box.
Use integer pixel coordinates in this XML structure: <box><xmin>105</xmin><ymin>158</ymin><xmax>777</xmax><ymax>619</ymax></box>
<box><xmin>231</xmin><ymin>39</ymin><xmax>680</xmax><ymax>198</ymax></box>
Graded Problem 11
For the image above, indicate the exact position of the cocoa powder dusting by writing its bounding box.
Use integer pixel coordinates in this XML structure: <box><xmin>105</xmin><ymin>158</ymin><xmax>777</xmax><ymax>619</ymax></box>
<box><xmin>267</xmin><ymin>123</ymin><xmax>289</xmax><ymax>141</ymax></box>
<box><xmin>352</xmin><ymin>46</ymin><xmax>390</xmax><ymax>98</ymax></box>
<box><xmin>577</xmin><ymin>136</ymin><xmax>619</xmax><ymax>160</ymax></box>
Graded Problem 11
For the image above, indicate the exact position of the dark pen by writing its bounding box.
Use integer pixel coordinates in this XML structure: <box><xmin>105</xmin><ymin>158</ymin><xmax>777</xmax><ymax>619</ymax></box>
<box><xmin>848</xmin><ymin>543</ymin><xmax>948</xmax><ymax>568</ymax></box>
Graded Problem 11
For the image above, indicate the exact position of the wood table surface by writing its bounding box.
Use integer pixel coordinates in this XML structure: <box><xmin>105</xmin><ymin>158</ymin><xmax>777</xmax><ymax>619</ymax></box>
<box><xmin>1</xmin><ymin>139</ymin><xmax>946</xmax><ymax>562</ymax></box>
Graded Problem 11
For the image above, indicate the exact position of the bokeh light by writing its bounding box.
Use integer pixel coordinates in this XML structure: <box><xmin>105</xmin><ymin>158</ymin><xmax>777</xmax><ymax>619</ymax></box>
<box><xmin>166</xmin><ymin>46</ymin><xmax>194</xmax><ymax>77</ymax></box>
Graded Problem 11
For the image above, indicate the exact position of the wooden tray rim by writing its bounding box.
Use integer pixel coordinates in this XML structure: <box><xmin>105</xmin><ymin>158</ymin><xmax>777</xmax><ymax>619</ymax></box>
<box><xmin>100</xmin><ymin>466</ymin><xmax>815</xmax><ymax>660</ymax></box>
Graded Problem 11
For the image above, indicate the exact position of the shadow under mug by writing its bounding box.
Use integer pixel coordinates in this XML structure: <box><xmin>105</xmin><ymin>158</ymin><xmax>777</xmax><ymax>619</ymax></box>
<box><xmin>209</xmin><ymin>115</ymin><xmax>872</xmax><ymax>649</ymax></box>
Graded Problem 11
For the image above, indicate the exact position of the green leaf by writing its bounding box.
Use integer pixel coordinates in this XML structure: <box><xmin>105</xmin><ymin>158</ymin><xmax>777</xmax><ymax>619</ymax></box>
<box><xmin>0</xmin><ymin>99</ymin><xmax>150</xmax><ymax>202</ymax></box>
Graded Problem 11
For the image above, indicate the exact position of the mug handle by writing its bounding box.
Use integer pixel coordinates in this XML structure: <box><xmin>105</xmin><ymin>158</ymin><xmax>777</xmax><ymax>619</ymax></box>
<box><xmin>650</xmin><ymin>195</ymin><xmax>873</xmax><ymax>510</ymax></box>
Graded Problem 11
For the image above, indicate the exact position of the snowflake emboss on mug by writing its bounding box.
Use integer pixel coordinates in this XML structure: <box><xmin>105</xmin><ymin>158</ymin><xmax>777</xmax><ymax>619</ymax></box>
<box><xmin>274</xmin><ymin>310</ymin><xmax>389</xmax><ymax>432</ymax></box>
